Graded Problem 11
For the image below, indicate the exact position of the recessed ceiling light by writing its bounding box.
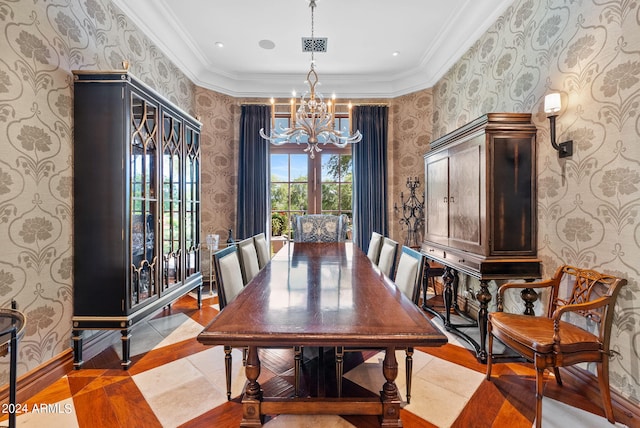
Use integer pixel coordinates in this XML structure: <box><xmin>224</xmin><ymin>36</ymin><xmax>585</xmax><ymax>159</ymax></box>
<box><xmin>259</xmin><ymin>39</ymin><xmax>276</xmax><ymax>50</ymax></box>
<box><xmin>215</xmin><ymin>42</ymin><xmax>224</xmax><ymax>48</ymax></box>
<box><xmin>392</xmin><ymin>51</ymin><xmax>400</xmax><ymax>57</ymax></box>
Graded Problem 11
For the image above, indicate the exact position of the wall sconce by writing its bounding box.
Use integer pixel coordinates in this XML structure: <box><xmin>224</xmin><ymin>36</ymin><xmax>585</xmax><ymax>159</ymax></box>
<box><xmin>544</xmin><ymin>93</ymin><xmax>573</xmax><ymax>158</ymax></box>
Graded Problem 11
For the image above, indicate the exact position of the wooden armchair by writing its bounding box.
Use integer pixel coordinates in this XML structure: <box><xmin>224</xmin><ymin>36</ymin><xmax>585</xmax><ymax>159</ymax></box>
<box><xmin>486</xmin><ymin>265</ymin><xmax>627</xmax><ymax>427</ymax></box>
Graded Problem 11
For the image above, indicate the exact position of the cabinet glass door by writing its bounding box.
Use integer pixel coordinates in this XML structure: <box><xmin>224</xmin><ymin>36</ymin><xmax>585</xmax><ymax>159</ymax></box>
<box><xmin>162</xmin><ymin>113</ymin><xmax>183</xmax><ymax>290</ymax></box>
<box><xmin>130</xmin><ymin>94</ymin><xmax>159</xmax><ymax>307</ymax></box>
<box><xmin>185</xmin><ymin>126</ymin><xmax>200</xmax><ymax>278</ymax></box>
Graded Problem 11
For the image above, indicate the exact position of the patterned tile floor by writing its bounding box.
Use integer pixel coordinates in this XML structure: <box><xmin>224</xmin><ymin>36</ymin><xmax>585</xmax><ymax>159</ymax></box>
<box><xmin>2</xmin><ymin>292</ymin><xmax>627</xmax><ymax>427</ymax></box>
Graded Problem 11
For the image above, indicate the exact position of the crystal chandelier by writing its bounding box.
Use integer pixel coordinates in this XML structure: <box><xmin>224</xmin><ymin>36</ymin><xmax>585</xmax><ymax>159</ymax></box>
<box><xmin>260</xmin><ymin>0</ymin><xmax>362</xmax><ymax>158</ymax></box>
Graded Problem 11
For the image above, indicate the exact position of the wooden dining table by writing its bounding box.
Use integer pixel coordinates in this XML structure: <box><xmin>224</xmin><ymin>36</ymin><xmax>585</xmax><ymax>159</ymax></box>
<box><xmin>197</xmin><ymin>242</ymin><xmax>448</xmax><ymax>427</ymax></box>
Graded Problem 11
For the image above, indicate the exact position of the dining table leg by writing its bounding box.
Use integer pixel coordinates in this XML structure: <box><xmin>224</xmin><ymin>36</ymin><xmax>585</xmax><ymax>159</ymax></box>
<box><xmin>241</xmin><ymin>345</ymin><xmax>263</xmax><ymax>427</ymax></box>
<box><xmin>381</xmin><ymin>347</ymin><xmax>402</xmax><ymax>427</ymax></box>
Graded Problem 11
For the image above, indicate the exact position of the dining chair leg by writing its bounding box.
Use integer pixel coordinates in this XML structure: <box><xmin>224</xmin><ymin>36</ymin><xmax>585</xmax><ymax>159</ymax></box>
<box><xmin>486</xmin><ymin>323</ymin><xmax>493</xmax><ymax>380</ymax></box>
<box><xmin>553</xmin><ymin>367</ymin><xmax>562</xmax><ymax>385</ymax></box>
<box><xmin>405</xmin><ymin>347</ymin><xmax>414</xmax><ymax>404</ymax></box>
<box><xmin>598</xmin><ymin>359</ymin><xmax>616</xmax><ymax>423</ymax></box>
<box><xmin>224</xmin><ymin>345</ymin><xmax>232</xmax><ymax>401</ymax></box>
<box><xmin>336</xmin><ymin>346</ymin><xmax>344</xmax><ymax>398</ymax></box>
<box><xmin>294</xmin><ymin>346</ymin><xmax>302</xmax><ymax>397</ymax></box>
<box><xmin>534</xmin><ymin>360</ymin><xmax>544</xmax><ymax>428</ymax></box>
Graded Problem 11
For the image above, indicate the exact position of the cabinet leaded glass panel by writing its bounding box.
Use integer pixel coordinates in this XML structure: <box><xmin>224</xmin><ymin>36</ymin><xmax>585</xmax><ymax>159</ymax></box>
<box><xmin>130</xmin><ymin>94</ymin><xmax>158</xmax><ymax>307</ymax></box>
<box><xmin>162</xmin><ymin>113</ymin><xmax>182</xmax><ymax>290</ymax></box>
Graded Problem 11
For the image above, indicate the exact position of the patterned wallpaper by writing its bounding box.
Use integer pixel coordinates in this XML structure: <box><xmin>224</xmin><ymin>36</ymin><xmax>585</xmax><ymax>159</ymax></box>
<box><xmin>1</xmin><ymin>0</ymin><xmax>639</xmax><ymax>409</ymax></box>
<box><xmin>432</xmin><ymin>0</ymin><xmax>640</xmax><ymax>403</ymax></box>
<box><xmin>196</xmin><ymin>87</ymin><xmax>238</xmax><ymax>280</ymax></box>
<box><xmin>388</xmin><ymin>90</ymin><xmax>433</xmax><ymax>243</ymax></box>
<box><xmin>0</xmin><ymin>0</ymin><xmax>195</xmax><ymax>382</ymax></box>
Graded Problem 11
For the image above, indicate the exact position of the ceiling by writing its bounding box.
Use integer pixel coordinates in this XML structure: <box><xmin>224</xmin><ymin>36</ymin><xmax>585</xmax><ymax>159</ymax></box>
<box><xmin>113</xmin><ymin>0</ymin><xmax>514</xmax><ymax>98</ymax></box>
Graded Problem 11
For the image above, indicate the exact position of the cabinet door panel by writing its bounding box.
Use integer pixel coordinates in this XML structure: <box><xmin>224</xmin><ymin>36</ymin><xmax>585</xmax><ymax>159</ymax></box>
<box><xmin>185</xmin><ymin>126</ymin><xmax>201</xmax><ymax>278</ymax></box>
<box><xmin>448</xmin><ymin>134</ymin><xmax>484</xmax><ymax>253</ymax></box>
<box><xmin>424</xmin><ymin>153</ymin><xmax>449</xmax><ymax>245</ymax></box>
<box><xmin>492</xmin><ymin>136</ymin><xmax>534</xmax><ymax>254</ymax></box>
<box><xmin>162</xmin><ymin>112</ymin><xmax>183</xmax><ymax>290</ymax></box>
<box><xmin>130</xmin><ymin>93</ymin><xmax>159</xmax><ymax>308</ymax></box>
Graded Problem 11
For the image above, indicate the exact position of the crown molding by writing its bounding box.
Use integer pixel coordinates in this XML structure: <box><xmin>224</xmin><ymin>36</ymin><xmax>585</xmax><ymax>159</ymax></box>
<box><xmin>112</xmin><ymin>0</ymin><xmax>513</xmax><ymax>98</ymax></box>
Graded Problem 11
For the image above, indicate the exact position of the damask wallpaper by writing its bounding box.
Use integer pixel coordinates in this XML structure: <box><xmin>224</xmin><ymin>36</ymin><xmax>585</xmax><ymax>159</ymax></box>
<box><xmin>431</xmin><ymin>0</ymin><xmax>640</xmax><ymax>403</ymax></box>
<box><xmin>388</xmin><ymin>90</ymin><xmax>433</xmax><ymax>243</ymax></box>
<box><xmin>197</xmin><ymin>87</ymin><xmax>238</xmax><ymax>274</ymax></box>
<box><xmin>0</xmin><ymin>0</ymin><xmax>195</xmax><ymax>383</ymax></box>
<box><xmin>1</xmin><ymin>0</ymin><xmax>639</xmax><ymax>410</ymax></box>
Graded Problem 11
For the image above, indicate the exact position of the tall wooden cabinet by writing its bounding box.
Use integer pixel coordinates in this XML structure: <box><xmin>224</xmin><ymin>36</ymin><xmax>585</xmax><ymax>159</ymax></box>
<box><xmin>72</xmin><ymin>70</ymin><xmax>202</xmax><ymax>369</ymax></box>
<box><xmin>421</xmin><ymin>113</ymin><xmax>540</xmax><ymax>361</ymax></box>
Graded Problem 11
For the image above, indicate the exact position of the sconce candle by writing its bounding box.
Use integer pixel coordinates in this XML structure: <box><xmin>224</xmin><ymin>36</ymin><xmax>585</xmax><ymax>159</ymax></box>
<box><xmin>543</xmin><ymin>92</ymin><xmax>573</xmax><ymax>158</ymax></box>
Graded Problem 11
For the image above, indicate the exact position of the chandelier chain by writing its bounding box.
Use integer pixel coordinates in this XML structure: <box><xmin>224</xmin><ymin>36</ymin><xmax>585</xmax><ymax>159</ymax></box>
<box><xmin>310</xmin><ymin>0</ymin><xmax>315</xmax><ymax>67</ymax></box>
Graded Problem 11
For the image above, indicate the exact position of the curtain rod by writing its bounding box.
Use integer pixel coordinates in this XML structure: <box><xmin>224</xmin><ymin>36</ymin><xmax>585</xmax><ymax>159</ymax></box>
<box><xmin>238</xmin><ymin>101</ymin><xmax>389</xmax><ymax>106</ymax></box>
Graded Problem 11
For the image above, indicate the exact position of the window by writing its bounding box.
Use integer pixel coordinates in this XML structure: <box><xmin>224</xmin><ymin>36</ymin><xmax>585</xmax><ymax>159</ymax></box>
<box><xmin>270</xmin><ymin>113</ymin><xmax>353</xmax><ymax>239</ymax></box>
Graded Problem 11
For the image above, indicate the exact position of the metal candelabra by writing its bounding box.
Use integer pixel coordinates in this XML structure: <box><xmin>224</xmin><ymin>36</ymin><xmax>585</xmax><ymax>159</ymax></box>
<box><xmin>395</xmin><ymin>176</ymin><xmax>425</xmax><ymax>247</ymax></box>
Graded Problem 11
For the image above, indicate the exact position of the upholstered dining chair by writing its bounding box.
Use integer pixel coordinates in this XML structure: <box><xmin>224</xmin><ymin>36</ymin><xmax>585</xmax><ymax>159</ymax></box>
<box><xmin>366</xmin><ymin>231</ymin><xmax>383</xmax><ymax>264</ymax></box>
<box><xmin>336</xmin><ymin>246</ymin><xmax>425</xmax><ymax>403</ymax></box>
<box><xmin>486</xmin><ymin>265</ymin><xmax>627</xmax><ymax>428</ymax></box>
<box><xmin>213</xmin><ymin>244</ymin><xmax>301</xmax><ymax>400</ymax></box>
<box><xmin>213</xmin><ymin>245</ymin><xmax>244</xmax><ymax>310</ymax></box>
<box><xmin>376</xmin><ymin>237</ymin><xmax>399</xmax><ymax>278</ymax></box>
<box><xmin>293</xmin><ymin>214</ymin><xmax>348</xmax><ymax>242</ymax></box>
<box><xmin>237</xmin><ymin>237</ymin><xmax>260</xmax><ymax>285</ymax></box>
<box><xmin>211</xmin><ymin>245</ymin><xmax>247</xmax><ymax>400</ymax></box>
<box><xmin>253</xmin><ymin>232</ymin><xmax>271</xmax><ymax>269</ymax></box>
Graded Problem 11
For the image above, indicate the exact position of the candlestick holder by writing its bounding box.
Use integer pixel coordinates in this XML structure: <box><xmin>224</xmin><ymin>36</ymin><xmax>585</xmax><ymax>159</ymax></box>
<box><xmin>395</xmin><ymin>176</ymin><xmax>425</xmax><ymax>247</ymax></box>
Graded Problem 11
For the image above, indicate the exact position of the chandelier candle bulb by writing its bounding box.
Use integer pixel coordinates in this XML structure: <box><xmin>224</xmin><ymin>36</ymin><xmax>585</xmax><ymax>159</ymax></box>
<box><xmin>270</xmin><ymin>98</ymin><xmax>275</xmax><ymax>128</ymax></box>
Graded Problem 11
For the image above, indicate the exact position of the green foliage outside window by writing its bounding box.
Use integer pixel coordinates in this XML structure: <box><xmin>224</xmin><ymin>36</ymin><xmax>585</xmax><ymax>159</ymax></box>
<box><xmin>271</xmin><ymin>212</ymin><xmax>287</xmax><ymax>236</ymax></box>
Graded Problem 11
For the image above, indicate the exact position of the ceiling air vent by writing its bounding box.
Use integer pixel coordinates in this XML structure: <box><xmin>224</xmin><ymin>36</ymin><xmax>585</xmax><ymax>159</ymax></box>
<box><xmin>302</xmin><ymin>37</ymin><xmax>328</xmax><ymax>53</ymax></box>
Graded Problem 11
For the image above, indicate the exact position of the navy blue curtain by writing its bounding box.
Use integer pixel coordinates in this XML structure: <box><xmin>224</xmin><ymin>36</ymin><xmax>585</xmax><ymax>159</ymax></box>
<box><xmin>352</xmin><ymin>105</ymin><xmax>388</xmax><ymax>252</ymax></box>
<box><xmin>237</xmin><ymin>105</ymin><xmax>270</xmax><ymax>239</ymax></box>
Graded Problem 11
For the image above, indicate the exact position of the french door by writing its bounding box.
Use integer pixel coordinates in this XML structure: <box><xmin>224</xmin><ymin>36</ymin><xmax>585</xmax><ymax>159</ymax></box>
<box><xmin>270</xmin><ymin>146</ymin><xmax>352</xmax><ymax>239</ymax></box>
